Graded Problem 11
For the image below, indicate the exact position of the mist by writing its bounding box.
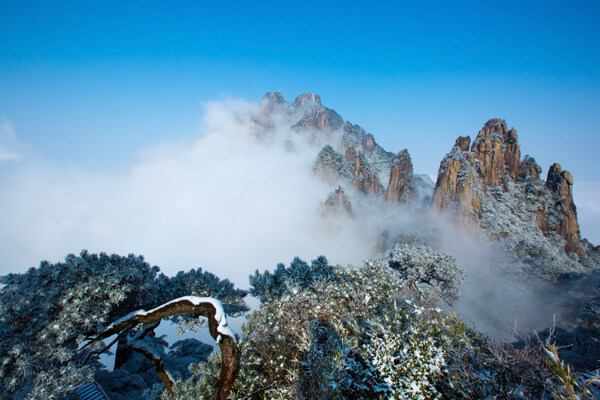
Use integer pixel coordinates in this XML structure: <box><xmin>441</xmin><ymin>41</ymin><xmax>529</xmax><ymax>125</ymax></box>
<box><xmin>0</xmin><ymin>99</ymin><xmax>394</xmax><ymax>288</ymax></box>
<box><xmin>0</xmin><ymin>97</ymin><xmax>592</xmax><ymax>342</ymax></box>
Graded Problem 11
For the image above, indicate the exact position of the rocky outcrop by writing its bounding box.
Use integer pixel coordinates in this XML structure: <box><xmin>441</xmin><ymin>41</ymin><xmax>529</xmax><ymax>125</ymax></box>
<box><xmin>518</xmin><ymin>155</ymin><xmax>542</xmax><ymax>180</ymax></box>
<box><xmin>455</xmin><ymin>136</ymin><xmax>471</xmax><ymax>152</ymax></box>
<box><xmin>313</xmin><ymin>145</ymin><xmax>383</xmax><ymax>195</ymax></box>
<box><xmin>250</xmin><ymin>91</ymin><xmax>288</xmax><ymax>135</ymax></box>
<box><xmin>364</xmin><ymin>134</ymin><xmax>375</xmax><ymax>152</ymax></box>
<box><xmin>262</xmin><ymin>91</ymin><xmax>285</xmax><ymax>108</ymax></box>
<box><xmin>292</xmin><ymin>93</ymin><xmax>344</xmax><ymax>136</ymax></box>
<box><xmin>345</xmin><ymin>147</ymin><xmax>383</xmax><ymax>195</ymax></box>
<box><xmin>470</xmin><ymin>119</ymin><xmax>520</xmax><ymax>188</ymax></box>
<box><xmin>312</xmin><ymin>120</ymin><xmax>393</xmax><ymax>196</ymax></box>
<box><xmin>252</xmin><ymin>91</ymin><xmax>344</xmax><ymax>142</ymax></box>
<box><xmin>431</xmin><ymin>145</ymin><xmax>482</xmax><ymax>224</ymax></box>
<box><xmin>545</xmin><ymin>163</ymin><xmax>583</xmax><ymax>255</ymax></box>
<box><xmin>385</xmin><ymin>149</ymin><xmax>417</xmax><ymax>205</ymax></box>
<box><xmin>431</xmin><ymin>119</ymin><xmax>584</xmax><ymax>256</ymax></box>
<box><xmin>313</xmin><ymin>145</ymin><xmax>352</xmax><ymax>183</ymax></box>
<box><xmin>340</xmin><ymin>122</ymin><xmax>396</xmax><ymax>189</ymax></box>
<box><xmin>322</xmin><ymin>186</ymin><xmax>352</xmax><ymax>217</ymax></box>
<box><xmin>292</xmin><ymin>92</ymin><xmax>321</xmax><ymax>108</ymax></box>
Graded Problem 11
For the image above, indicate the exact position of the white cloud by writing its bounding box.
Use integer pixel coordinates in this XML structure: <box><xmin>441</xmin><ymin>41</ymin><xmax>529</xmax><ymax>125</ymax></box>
<box><xmin>0</xmin><ymin>98</ymin><xmax>596</xmax><ymax>340</ymax></box>
<box><xmin>0</xmin><ymin>100</ymin><xmax>391</xmax><ymax>287</ymax></box>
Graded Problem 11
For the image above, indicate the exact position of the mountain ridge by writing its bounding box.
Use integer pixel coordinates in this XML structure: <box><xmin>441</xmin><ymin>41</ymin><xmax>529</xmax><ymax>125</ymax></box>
<box><xmin>251</xmin><ymin>91</ymin><xmax>600</xmax><ymax>336</ymax></box>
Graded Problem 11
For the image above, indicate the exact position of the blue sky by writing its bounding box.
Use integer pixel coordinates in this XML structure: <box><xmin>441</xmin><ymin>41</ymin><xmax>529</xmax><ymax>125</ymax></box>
<box><xmin>1</xmin><ymin>1</ymin><xmax>599</xmax><ymax>171</ymax></box>
<box><xmin>0</xmin><ymin>0</ymin><xmax>599</xmax><ymax>271</ymax></box>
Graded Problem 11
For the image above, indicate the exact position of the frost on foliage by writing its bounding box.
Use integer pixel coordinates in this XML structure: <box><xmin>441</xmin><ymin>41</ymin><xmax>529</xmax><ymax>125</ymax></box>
<box><xmin>341</xmin><ymin>121</ymin><xmax>396</xmax><ymax>187</ymax></box>
<box><xmin>249</xmin><ymin>255</ymin><xmax>335</xmax><ymax>302</ymax></box>
<box><xmin>176</xmin><ymin>248</ymin><xmax>457</xmax><ymax>399</ymax></box>
<box><xmin>362</xmin><ymin>305</ymin><xmax>446</xmax><ymax>400</ymax></box>
<box><xmin>478</xmin><ymin>178</ymin><xmax>584</xmax><ymax>279</ymax></box>
<box><xmin>0</xmin><ymin>250</ymin><xmax>247</xmax><ymax>400</ymax></box>
<box><xmin>313</xmin><ymin>145</ymin><xmax>353</xmax><ymax>183</ymax></box>
<box><xmin>383</xmin><ymin>244</ymin><xmax>465</xmax><ymax>304</ymax></box>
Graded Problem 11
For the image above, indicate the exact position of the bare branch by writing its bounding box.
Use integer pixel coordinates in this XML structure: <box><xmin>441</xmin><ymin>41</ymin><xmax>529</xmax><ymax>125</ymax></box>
<box><xmin>129</xmin><ymin>338</ymin><xmax>176</xmax><ymax>393</ymax></box>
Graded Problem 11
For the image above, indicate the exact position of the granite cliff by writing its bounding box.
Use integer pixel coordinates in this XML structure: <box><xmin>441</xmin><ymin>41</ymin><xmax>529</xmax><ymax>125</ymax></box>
<box><xmin>431</xmin><ymin>118</ymin><xmax>584</xmax><ymax>259</ymax></box>
<box><xmin>251</xmin><ymin>93</ymin><xmax>596</xmax><ymax>279</ymax></box>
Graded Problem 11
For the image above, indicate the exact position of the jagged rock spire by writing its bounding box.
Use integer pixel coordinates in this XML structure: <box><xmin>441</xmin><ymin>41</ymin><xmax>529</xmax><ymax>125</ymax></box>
<box><xmin>322</xmin><ymin>186</ymin><xmax>352</xmax><ymax>217</ymax></box>
<box><xmin>431</xmin><ymin>119</ymin><xmax>584</xmax><ymax>256</ymax></box>
<box><xmin>518</xmin><ymin>155</ymin><xmax>542</xmax><ymax>180</ymax></box>
<box><xmin>470</xmin><ymin>118</ymin><xmax>520</xmax><ymax>188</ymax></box>
<box><xmin>385</xmin><ymin>149</ymin><xmax>417</xmax><ymax>205</ymax></box>
<box><xmin>546</xmin><ymin>163</ymin><xmax>583</xmax><ymax>255</ymax></box>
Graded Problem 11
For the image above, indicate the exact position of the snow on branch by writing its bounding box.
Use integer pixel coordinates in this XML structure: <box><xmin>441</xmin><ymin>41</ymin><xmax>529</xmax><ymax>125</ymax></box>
<box><xmin>86</xmin><ymin>296</ymin><xmax>238</xmax><ymax>400</ymax></box>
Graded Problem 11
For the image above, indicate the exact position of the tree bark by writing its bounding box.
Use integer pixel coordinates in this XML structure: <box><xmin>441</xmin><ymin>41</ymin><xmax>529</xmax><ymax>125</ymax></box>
<box><xmin>88</xmin><ymin>297</ymin><xmax>239</xmax><ymax>400</ymax></box>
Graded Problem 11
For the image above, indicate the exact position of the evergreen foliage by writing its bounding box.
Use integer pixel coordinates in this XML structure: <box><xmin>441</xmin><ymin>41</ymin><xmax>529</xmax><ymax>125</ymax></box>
<box><xmin>249</xmin><ymin>255</ymin><xmax>336</xmax><ymax>302</ymax></box>
<box><xmin>170</xmin><ymin>244</ymin><xmax>465</xmax><ymax>399</ymax></box>
<box><xmin>0</xmin><ymin>251</ymin><xmax>247</xmax><ymax>399</ymax></box>
<box><xmin>2</xmin><ymin>246</ymin><xmax>598</xmax><ymax>399</ymax></box>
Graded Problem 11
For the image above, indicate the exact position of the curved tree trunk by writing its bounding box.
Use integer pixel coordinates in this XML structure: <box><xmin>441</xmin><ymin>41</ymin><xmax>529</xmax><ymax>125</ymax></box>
<box><xmin>87</xmin><ymin>296</ymin><xmax>239</xmax><ymax>400</ymax></box>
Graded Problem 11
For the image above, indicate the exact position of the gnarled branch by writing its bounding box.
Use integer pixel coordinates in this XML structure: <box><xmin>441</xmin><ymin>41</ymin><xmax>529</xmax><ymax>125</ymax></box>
<box><xmin>86</xmin><ymin>296</ymin><xmax>239</xmax><ymax>400</ymax></box>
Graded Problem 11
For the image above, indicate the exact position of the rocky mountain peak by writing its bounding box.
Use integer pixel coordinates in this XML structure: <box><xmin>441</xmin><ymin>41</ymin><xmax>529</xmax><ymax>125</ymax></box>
<box><xmin>293</xmin><ymin>92</ymin><xmax>322</xmax><ymax>108</ymax></box>
<box><xmin>471</xmin><ymin>119</ymin><xmax>520</xmax><ymax>187</ymax></box>
<box><xmin>385</xmin><ymin>149</ymin><xmax>417</xmax><ymax>205</ymax></box>
<box><xmin>262</xmin><ymin>91</ymin><xmax>285</xmax><ymax>105</ymax></box>
<box><xmin>292</xmin><ymin>93</ymin><xmax>343</xmax><ymax>136</ymax></box>
<box><xmin>431</xmin><ymin>119</ymin><xmax>586</xmax><ymax>257</ymax></box>
<box><xmin>546</xmin><ymin>163</ymin><xmax>583</xmax><ymax>255</ymax></box>
<box><xmin>482</xmin><ymin>118</ymin><xmax>509</xmax><ymax>134</ymax></box>
<box><xmin>322</xmin><ymin>185</ymin><xmax>352</xmax><ymax>217</ymax></box>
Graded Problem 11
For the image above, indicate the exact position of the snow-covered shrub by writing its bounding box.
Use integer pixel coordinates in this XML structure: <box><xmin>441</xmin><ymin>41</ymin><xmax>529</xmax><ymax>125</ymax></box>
<box><xmin>361</xmin><ymin>297</ymin><xmax>446</xmax><ymax>399</ymax></box>
<box><xmin>0</xmin><ymin>251</ymin><xmax>247</xmax><ymax>399</ymax></box>
<box><xmin>438</xmin><ymin>320</ymin><xmax>600</xmax><ymax>399</ymax></box>
<box><xmin>249</xmin><ymin>255</ymin><xmax>336</xmax><ymax>302</ymax></box>
<box><xmin>384</xmin><ymin>244</ymin><xmax>465</xmax><ymax>304</ymax></box>
<box><xmin>170</xmin><ymin>245</ymin><xmax>463</xmax><ymax>399</ymax></box>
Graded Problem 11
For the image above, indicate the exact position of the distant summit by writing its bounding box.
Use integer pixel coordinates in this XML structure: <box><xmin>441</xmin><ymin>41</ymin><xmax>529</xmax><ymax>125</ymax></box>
<box><xmin>253</xmin><ymin>92</ymin><xmax>598</xmax><ymax>286</ymax></box>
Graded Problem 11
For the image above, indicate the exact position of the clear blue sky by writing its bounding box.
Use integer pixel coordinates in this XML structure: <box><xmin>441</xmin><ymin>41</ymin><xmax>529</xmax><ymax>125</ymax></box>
<box><xmin>1</xmin><ymin>1</ymin><xmax>599</xmax><ymax>245</ymax></box>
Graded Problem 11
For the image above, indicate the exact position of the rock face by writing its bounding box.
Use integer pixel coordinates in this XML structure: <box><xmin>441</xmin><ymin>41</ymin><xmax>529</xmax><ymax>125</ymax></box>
<box><xmin>431</xmin><ymin>118</ymin><xmax>584</xmax><ymax>256</ymax></box>
<box><xmin>312</xmin><ymin>120</ymin><xmax>395</xmax><ymax>196</ymax></box>
<box><xmin>454</xmin><ymin>136</ymin><xmax>471</xmax><ymax>152</ymax></box>
<box><xmin>518</xmin><ymin>155</ymin><xmax>542</xmax><ymax>180</ymax></box>
<box><xmin>340</xmin><ymin>122</ymin><xmax>396</xmax><ymax>185</ymax></box>
<box><xmin>322</xmin><ymin>186</ymin><xmax>352</xmax><ymax>217</ymax></box>
<box><xmin>385</xmin><ymin>149</ymin><xmax>417</xmax><ymax>205</ymax></box>
<box><xmin>313</xmin><ymin>145</ymin><xmax>352</xmax><ymax>183</ymax></box>
<box><xmin>262</xmin><ymin>91</ymin><xmax>285</xmax><ymax>107</ymax></box>
<box><xmin>254</xmin><ymin>92</ymin><xmax>589</xmax><ymax>261</ymax></box>
<box><xmin>251</xmin><ymin>91</ymin><xmax>343</xmax><ymax>142</ymax></box>
<box><xmin>431</xmin><ymin>145</ymin><xmax>481</xmax><ymax>225</ymax></box>
<box><xmin>292</xmin><ymin>93</ymin><xmax>344</xmax><ymax>136</ymax></box>
<box><xmin>292</xmin><ymin>92</ymin><xmax>321</xmax><ymax>108</ymax></box>
<box><xmin>470</xmin><ymin>119</ymin><xmax>520</xmax><ymax>188</ymax></box>
<box><xmin>345</xmin><ymin>147</ymin><xmax>382</xmax><ymax>195</ymax></box>
<box><xmin>545</xmin><ymin>163</ymin><xmax>583</xmax><ymax>255</ymax></box>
